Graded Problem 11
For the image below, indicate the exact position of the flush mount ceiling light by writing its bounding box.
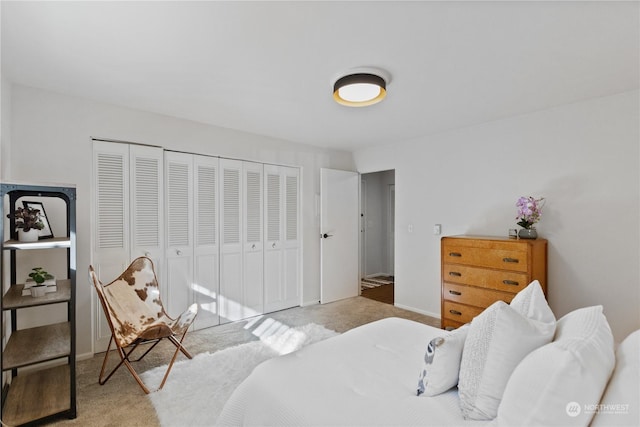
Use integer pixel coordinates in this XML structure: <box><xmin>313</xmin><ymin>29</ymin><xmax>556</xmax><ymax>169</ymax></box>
<box><xmin>333</xmin><ymin>68</ymin><xmax>390</xmax><ymax>107</ymax></box>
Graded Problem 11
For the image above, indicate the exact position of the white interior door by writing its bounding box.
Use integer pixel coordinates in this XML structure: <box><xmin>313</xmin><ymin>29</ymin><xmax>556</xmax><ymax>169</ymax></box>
<box><xmin>320</xmin><ymin>168</ymin><xmax>359</xmax><ymax>304</ymax></box>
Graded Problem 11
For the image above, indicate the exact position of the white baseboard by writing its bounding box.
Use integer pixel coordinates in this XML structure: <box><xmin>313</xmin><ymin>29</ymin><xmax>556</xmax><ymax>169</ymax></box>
<box><xmin>301</xmin><ymin>299</ymin><xmax>320</xmax><ymax>307</ymax></box>
<box><xmin>77</xmin><ymin>351</ymin><xmax>95</xmax><ymax>361</ymax></box>
<box><xmin>364</xmin><ymin>272</ymin><xmax>393</xmax><ymax>279</ymax></box>
<box><xmin>394</xmin><ymin>303</ymin><xmax>440</xmax><ymax>320</ymax></box>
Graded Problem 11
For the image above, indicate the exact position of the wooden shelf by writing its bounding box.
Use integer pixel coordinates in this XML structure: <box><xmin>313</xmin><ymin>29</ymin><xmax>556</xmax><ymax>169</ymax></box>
<box><xmin>3</xmin><ymin>323</ymin><xmax>71</xmax><ymax>370</ymax></box>
<box><xmin>2</xmin><ymin>280</ymin><xmax>71</xmax><ymax>310</ymax></box>
<box><xmin>1</xmin><ymin>183</ymin><xmax>77</xmax><ymax>424</ymax></box>
<box><xmin>2</xmin><ymin>237</ymin><xmax>71</xmax><ymax>250</ymax></box>
<box><xmin>2</xmin><ymin>364</ymin><xmax>72</xmax><ymax>426</ymax></box>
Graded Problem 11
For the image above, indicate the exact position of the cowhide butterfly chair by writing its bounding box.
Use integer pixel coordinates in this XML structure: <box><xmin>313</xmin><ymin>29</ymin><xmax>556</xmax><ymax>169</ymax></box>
<box><xmin>89</xmin><ymin>257</ymin><xmax>198</xmax><ymax>394</ymax></box>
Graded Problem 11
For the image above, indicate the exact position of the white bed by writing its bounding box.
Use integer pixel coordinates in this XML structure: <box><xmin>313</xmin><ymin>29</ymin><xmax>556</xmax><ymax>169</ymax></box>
<box><xmin>217</xmin><ymin>317</ymin><xmax>486</xmax><ymax>426</ymax></box>
<box><xmin>218</xmin><ymin>313</ymin><xmax>639</xmax><ymax>427</ymax></box>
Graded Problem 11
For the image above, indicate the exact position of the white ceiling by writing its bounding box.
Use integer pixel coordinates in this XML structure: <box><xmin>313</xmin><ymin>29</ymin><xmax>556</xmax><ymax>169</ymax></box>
<box><xmin>2</xmin><ymin>1</ymin><xmax>638</xmax><ymax>152</ymax></box>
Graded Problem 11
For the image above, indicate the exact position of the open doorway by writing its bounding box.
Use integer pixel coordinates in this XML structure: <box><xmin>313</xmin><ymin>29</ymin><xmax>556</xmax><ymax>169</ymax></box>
<box><xmin>360</xmin><ymin>170</ymin><xmax>395</xmax><ymax>305</ymax></box>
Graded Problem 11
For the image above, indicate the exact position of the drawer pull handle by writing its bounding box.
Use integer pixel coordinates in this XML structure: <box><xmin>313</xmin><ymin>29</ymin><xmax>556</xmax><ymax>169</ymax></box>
<box><xmin>503</xmin><ymin>280</ymin><xmax>519</xmax><ymax>286</ymax></box>
<box><xmin>449</xmin><ymin>309</ymin><xmax>462</xmax><ymax>316</ymax></box>
<box><xmin>448</xmin><ymin>271</ymin><xmax>462</xmax><ymax>277</ymax></box>
<box><xmin>503</xmin><ymin>257</ymin><xmax>519</xmax><ymax>263</ymax></box>
<box><xmin>449</xmin><ymin>290</ymin><xmax>462</xmax><ymax>296</ymax></box>
<box><xmin>449</xmin><ymin>252</ymin><xmax>462</xmax><ymax>257</ymax></box>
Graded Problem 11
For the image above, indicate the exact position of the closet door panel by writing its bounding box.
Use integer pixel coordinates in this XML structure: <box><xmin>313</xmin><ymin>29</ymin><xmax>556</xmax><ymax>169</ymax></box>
<box><xmin>193</xmin><ymin>156</ymin><xmax>220</xmax><ymax>329</ymax></box>
<box><xmin>165</xmin><ymin>152</ymin><xmax>194</xmax><ymax>318</ymax></box>
<box><xmin>165</xmin><ymin>255</ymin><xmax>192</xmax><ymax>319</ymax></box>
<box><xmin>243</xmin><ymin>162</ymin><xmax>264</xmax><ymax>317</ymax></box>
<box><xmin>264</xmin><ymin>249</ymin><xmax>283</xmax><ymax>308</ymax></box>
<box><xmin>263</xmin><ymin>165</ymin><xmax>283</xmax><ymax>312</ymax></box>
<box><xmin>194</xmin><ymin>253</ymin><xmax>218</xmax><ymax>328</ymax></box>
<box><xmin>92</xmin><ymin>141</ymin><xmax>131</xmax><ymax>349</ymax></box>
<box><xmin>283</xmin><ymin>168</ymin><xmax>301</xmax><ymax>306</ymax></box>
<box><xmin>284</xmin><ymin>246</ymin><xmax>300</xmax><ymax>304</ymax></box>
<box><xmin>130</xmin><ymin>145</ymin><xmax>164</xmax><ymax>280</ymax></box>
<box><xmin>263</xmin><ymin>165</ymin><xmax>300</xmax><ymax>312</ymax></box>
<box><xmin>219</xmin><ymin>159</ymin><xmax>244</xmax><ymax>323</ymax></box>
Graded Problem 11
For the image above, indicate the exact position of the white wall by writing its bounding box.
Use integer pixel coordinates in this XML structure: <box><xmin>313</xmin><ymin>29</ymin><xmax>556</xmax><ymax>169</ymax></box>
<box><xmin>7</xmin><ymin>84</ymin><xmax>354</xmax><ymax>355</ymax></box>
<box><xmin>1</xmin><ymin>74</ymin><xmax>10</xmax><ymax>179</ymax></box>
<box><xmin>354</xmin><ymin>91</ymin><xmax>640</xmax><ymax>342</ymax></box>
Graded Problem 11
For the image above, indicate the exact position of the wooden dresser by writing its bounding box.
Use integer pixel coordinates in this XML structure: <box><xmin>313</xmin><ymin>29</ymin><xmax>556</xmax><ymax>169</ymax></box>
<box><xmin>441</xmin><ymin>235</ymin><xmax>547</xmax><ymax>330</ymax></box>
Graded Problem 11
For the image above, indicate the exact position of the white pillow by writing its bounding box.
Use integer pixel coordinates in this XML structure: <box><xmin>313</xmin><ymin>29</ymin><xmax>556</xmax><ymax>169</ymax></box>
<box><xmin>458</xmin><ymin>281</ymin><xmax>556</xmax><ymax>420</ymax></box>
<box><xmin>591</xmin><ymin>329</ymin><xmax>640</xmax><ymax>426</ymax></box>
<box><xmin>493</xmin><ymin>305</ymin><xmax>615</xmax><ymax>426</ymax></box>
<box><xmin>417</xmin><ymin>324</ymin><xmax>469</xmax><ymax>396</ymax></box>
<box><xmin>510</xmin><ymin>280</ymin><xmax>555</xmax><ymax>325</ymax></box>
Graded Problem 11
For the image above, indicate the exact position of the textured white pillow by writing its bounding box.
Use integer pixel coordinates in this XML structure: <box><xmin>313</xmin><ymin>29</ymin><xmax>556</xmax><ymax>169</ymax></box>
<box><xmin>417</xmin><ymin>324</ymin><xmax>469</xmax><ymax>397</ymax></box>
<box><xmin>591</xmin><ymin>330</ymin><xmax>640</xmax><ymax>426</ymax></box>
<box><xmin>458</xmin><ymin>281</ymin><xmax>556</xmax><ymax>420</ymax></box>
<box><xmin>494</xmin><ymin>305</ymin><xmax>615</xmax><ymax>427</ymax></box>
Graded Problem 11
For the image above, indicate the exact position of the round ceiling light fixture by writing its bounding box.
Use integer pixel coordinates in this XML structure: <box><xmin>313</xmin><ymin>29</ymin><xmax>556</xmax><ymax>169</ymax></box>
<box><xmin>333</xmin><ymin>68</ymin><xmax>390</xmax><ymax>107</ymax></box>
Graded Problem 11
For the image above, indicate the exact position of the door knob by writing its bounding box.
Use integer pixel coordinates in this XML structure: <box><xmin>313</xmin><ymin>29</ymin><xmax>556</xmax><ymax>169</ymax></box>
<box><xmin>322</xmin><ymin>233</ymin><xmax>333</xmax><ymax>239</ymax></box>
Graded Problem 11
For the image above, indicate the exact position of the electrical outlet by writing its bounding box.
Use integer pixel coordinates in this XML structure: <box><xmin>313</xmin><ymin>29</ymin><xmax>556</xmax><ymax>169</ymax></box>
<box><xmin>433</xmin><ymin>224</ymin><xmax>441</xmax><ymax>235</ymax></box>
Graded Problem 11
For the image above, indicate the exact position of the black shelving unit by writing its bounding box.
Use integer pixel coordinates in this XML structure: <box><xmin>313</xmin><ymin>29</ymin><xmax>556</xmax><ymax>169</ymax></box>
<box><xmin>0</xmin><ymin>182</ymin><xmax>77</xmax><ymax>425</ymax></box>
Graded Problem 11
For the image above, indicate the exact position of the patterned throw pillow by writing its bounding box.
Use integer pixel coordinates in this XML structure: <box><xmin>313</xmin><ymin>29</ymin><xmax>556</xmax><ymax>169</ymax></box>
<box><xmin>417</xmin><ymin>324</ymin><xmax>469</xmax><ymax>397</ymax></box>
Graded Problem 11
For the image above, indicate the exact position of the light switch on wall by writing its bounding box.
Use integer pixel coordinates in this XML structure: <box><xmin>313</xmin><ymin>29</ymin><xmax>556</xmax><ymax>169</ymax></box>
<box><xmin>408</xmin><ymin>224</ymin><xmax>414</xmax><ymax>233</ymax></box>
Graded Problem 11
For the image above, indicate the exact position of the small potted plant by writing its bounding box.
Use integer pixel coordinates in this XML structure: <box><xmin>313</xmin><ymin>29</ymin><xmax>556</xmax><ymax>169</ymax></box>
<box><xmin>6</xmin><ymin>207</ymin><xmax>44</xmax><ymax>242</ymax></box>
<box><xmin>515</xmin><ymin>196</ymin><xmax>545</xmax><ymax>239</ymax></box>
<box><xmin>27</xmin><ymin>267</ymin><xmax>54</xmax><ymax>297</ymax></box>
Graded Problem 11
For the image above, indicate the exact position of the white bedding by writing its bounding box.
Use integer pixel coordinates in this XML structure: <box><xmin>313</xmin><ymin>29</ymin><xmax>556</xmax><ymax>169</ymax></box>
<box><xmin>217</xmin><ymin>317</ymin><xmax>488</xmax><ymax>426</ymax></box>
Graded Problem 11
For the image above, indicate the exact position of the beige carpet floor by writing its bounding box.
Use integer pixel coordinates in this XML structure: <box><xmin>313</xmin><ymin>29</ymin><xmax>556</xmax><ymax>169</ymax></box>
<box><xmin>46</xmin><ymin>296</ymin><xmax>439</xmax><ymax>426</ymax></box>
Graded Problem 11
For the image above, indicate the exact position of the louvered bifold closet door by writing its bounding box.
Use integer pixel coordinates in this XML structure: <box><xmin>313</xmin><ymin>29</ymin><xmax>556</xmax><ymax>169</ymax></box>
<box><xmin>243</xmin><ymin>162</ymin><xmax>264</xmax><ymax>317</ymax></box>
<box><xmin>263</xmin><ymin>165</ymin><xmax>284</xmax><ymax>312</ymax></box>
<box><xmin>130</xmin><ymin>145</ymin><xmax>164</xmax><ymax>282</ymax></box>
<box><xmin>93</xmin><ymin>141</ymin><xmax>165</xmax><ymax>351</ymax></box>
<box><xmin>93</xmin><ymin>141</ymin><xmax>132</xmax><ymax>349</ymax></box>
<box><xmin>219</xmin><ymin>159</ymin><xmax>244</xmax><ymax>323</ymax></box>
<box><xmin>264</xmin><ymin>165</ymin><xmax>301</xmax><ymax>312</ymax></box>
<box><xmin>282</xmin><ymin>167</ymin><xmax>301</xmax><ymax>307</ymax></box>
<box><xmin>165</xmin><ymin>152</ymin><xmax>194</xmax><ymax>319</ymax></box>
<box><xmin>193</xmin><ymin>155</ymin><xmax>220</xmax><ymax>329</ymax></box>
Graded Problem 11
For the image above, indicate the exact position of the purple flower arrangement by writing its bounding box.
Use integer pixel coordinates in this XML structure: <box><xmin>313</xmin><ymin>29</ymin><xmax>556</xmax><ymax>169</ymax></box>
<box><xmin>516</xmin><ymin>196</ymin><xmax>544</xmax><ymax>229</ymax></box>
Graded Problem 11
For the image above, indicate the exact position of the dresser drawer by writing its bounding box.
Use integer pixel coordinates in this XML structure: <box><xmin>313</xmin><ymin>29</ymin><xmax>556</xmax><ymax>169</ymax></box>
<box><xmin>442</xmin><ymin>301</ymin><xmax>484</xmax><ymax>324</ymax></box>
<box><xmin>443</xmin><ymin>243</ymin><xmax>528</xmax><ymax>272</ymax></box>
<box><xmin>442</xmin><ymin>264</ymin><xmax>529</xmax><ymax>294</ymax></box>
<box><xmin>443</xmin><ymin>282</ymin><xmax>514</xmax><ymax>308</ymax></box>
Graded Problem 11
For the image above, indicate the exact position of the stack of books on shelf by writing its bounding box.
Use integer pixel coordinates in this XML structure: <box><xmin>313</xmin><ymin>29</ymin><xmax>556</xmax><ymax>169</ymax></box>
<box><xmin>22</xmin><ymin>276</ymin><xmax>57</xmax><ymax>296</ymax></box>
